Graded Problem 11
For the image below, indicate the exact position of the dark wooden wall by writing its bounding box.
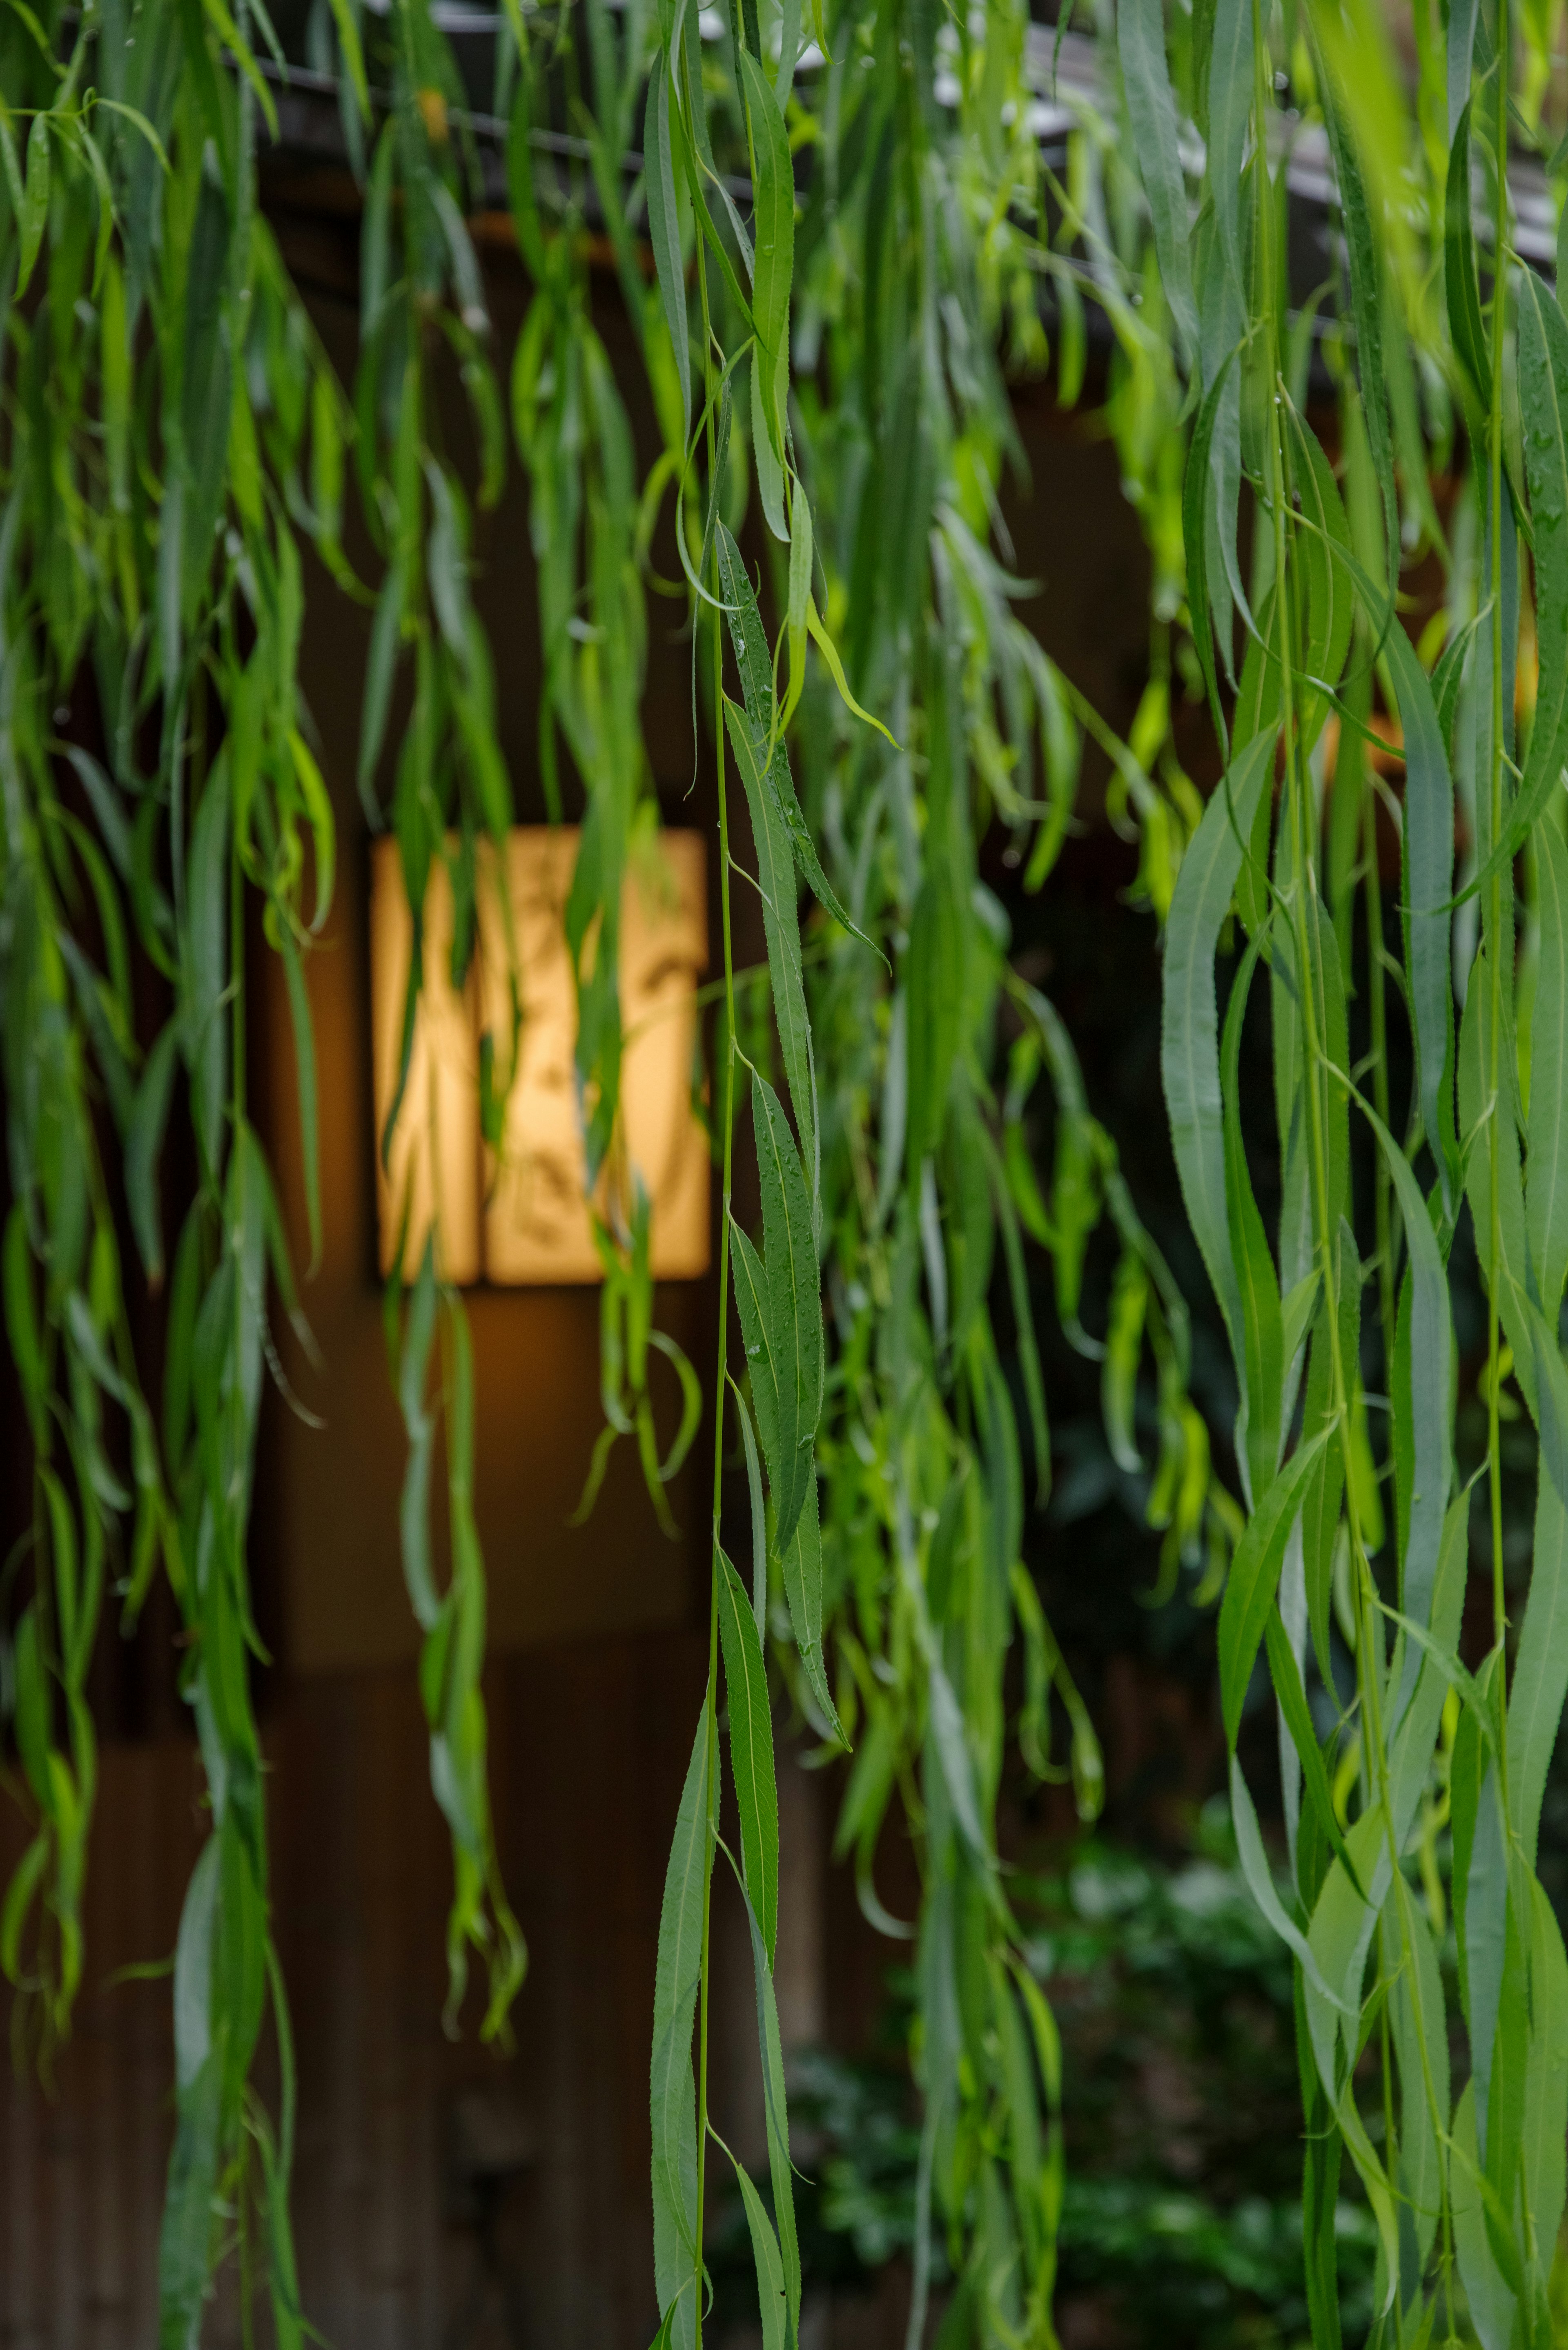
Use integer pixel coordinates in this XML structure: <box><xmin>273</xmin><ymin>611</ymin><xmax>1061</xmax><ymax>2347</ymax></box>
<box><xmin>1</xmin><ymin>1632</ymin><xmax>702</xmax><ymax>2346</ymax></box>
<box><xmin>1</xmin><ymin>1631</ymin><xmax>927</xmax><ymax>2349</ymax></box>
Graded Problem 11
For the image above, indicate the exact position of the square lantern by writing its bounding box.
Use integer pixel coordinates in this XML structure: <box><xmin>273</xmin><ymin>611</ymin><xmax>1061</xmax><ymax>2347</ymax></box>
<box><xmin>370</xmin><ymin>829</ymin><xmax>710</xmax><ymax>1284</ymax></box>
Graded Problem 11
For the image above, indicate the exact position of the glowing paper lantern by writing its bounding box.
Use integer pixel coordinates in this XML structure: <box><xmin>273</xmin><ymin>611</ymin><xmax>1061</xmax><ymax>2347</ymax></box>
<box><xmin>371</xmin><ymin>829</ymin><xmax>709</xmax><ymax>1284</ymax></box>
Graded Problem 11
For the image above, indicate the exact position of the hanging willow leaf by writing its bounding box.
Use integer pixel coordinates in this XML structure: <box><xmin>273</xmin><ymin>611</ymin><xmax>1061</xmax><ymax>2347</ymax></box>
<box><xmin>1349</xmin><ymin>1087</ymin><xmax>1453</xmax><ymax>1701</ymax></box>
<box><xmin>716</xmin><ymin>527</ymin><xmax>876</xmax><ymax>954</ymax></box>
<box><xmin>1160</xmin><ymin>729</ymin><xmax>1275</xmax><ymax>1379</ymax></box>
<box><xmin>183</xmin><ymin>763</ymin><xmax>230</xmax><ymax>1185</ymax></box>
<box><xmin>1452</xmin><ymin>2079</ymin><xmax>1517</xmax><ymax>2348</ymax></box>
<box><xmin>1182</xmin><ymin>344</ymin><xmax>1241</xmax><ymax>751</ymax></box>
<box><xmin>732</xmin><ymin>1219</ymin><xmax>780</xmax><ymax>1461</ymax></box>
<box><xmin>1217</xmin><ymin>1426</ymin><xmax>1334</xmax><ymax>1746</ymax></box>
<box><xmin>1521</xmin><ymin>1882</ymin><xmax>1568</xmax><ymax>2274</ymax></box>
<box><xmin>1263</xmin><ymin>1610</ymin><xmax>1363</xmax><ymax>1895</ymax></box>
<box><xmin>734</xmin><ymin>2164</ymin><xmax>788</xmax><ymax>2350</ymax></box>
<box><xmin>1511</xmin><ymin>1476</ymin><xmax>1568</xmax><ymax>1875</ymax></box>
<box><xmin>645</xmin><ymin>67</ymin><xmax>692</xmax><ymax>450</ymax></box>
<box><xmin>16</xmin><ymin>115</ymin><xmax>50</xmax><ymax>299</ymax></box>
<box><xmin>1528</xmin><ymin>815</ymin><xmax>1568</xmax><ymax>1318</ymax></box>
<box><xmin>1387</xmin><ymin>1875</ymin><xmax>1450</xmax><ymax>2283</ymax></box>
<box><xmin>650</xmin><ymin>1703</ymin><xmax>709</xmax><ymax>2350</ymax></box>
<box><xmin>126</xmin><ymin>1021</ymin><xmax>181</xmax><ymax>1286</ymax></box>
<box><xmin>1288</xmin><ymin>415</ymin><xmax>1356</xmax><ymax>749</ymax></box>
<box><xmin>1459</xmin><ymin>945</ymin><xmax>1532</xmax><ymax>1388</ymax></box>
<box><xmin>750</xmin><ymin>1074</ymin><xmax>822</xmax><ymax>1556</ymax></box>
<box><xmin>906</xmin><ymin>867</ymin><xmax>965</xmax><ymax>1175</ymax></box>
<box><xmin>723</xmin><ymin>700</ymin><xmax>817</xmax><ymax>1188</ymax></box>
<box><xmin>781</xmin><ymin>1468</ymin><xmax>846</xmax><ymax>1743</ymax></box>
<box><xmin>1444</xmin><ymin>102</ymin><xmax>1490</xmax><ymax>424</ymax></box>
<box><xmin>1221</xmin><ymin>924</ymin><xmax>1283</xmax><ymax>1509</ymax></box>
<box><xmin>719</xmin><ymin>1548</ymin><xmax>781</xmax><ymax>1966</ymax></box>
<box><xmin>729</xmin><ymin>1374</ymin><xmax>769</xmax><ymax>1633</ymax></box>
<box><xmin>737</xmin><ymin>50</ymin><xmax>793</xmax><ymax>460</ymax></box>
<box><xmin>1118</xmin><ymin>0</ymin><xmax>1198</xmax><ymax>367</ymax></box>
<box><xmin>738</xmin><ymin>1875</ymin><xmax>802</xmax><ymax>2344</ymax></box>
<box><xmin>1205</xmin><ymin>0</ymin><xmax>1254</xmax><ymax>295</ymax></box>
<box><xmin>1507</xmin><ymin>270</ymin><xmax>1568</xmax><ymax>846</ymax></box>
<box><xmin>1383</xmin><ymin>618</ymin><xmax>1459</xmax><ymax>1210</ymax></box>
<box><xmin>1318</xmin><ymin>64</ymin><xmax>1398</xmax><ymax>582</ymax></box>
<box><xmin>1101</xmin><ymin>1248</ymin><xmax>1148</xmax><ymax>1474</ymax></box>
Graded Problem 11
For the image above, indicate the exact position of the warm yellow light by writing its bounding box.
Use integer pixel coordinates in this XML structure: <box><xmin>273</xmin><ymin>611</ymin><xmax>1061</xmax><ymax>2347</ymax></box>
<box><xmin>370</xmin><ymin>843</ymin><xmax>484</xmax><ymax>1284</ymax></box>
<box><xmin>370</xmin><ymin>830</ymin><xmax>710</xmax><ymax>1285</ymax></box>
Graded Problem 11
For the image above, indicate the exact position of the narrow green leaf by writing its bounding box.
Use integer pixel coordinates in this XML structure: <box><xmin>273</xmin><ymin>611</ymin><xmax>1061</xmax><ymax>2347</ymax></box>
<box><xmin>737</xmin><ymin>51</ymin><xmax>793</xmax><ymax>453</ymax></box>
<box><xmin>200</xmin><ymin>0</ymin><xmax>279</xmax><ymax>135</ymax></box>
<box><xmin>288</xmin><ymin>728</ymin><xmax>336</xmax><ymax>935</ymax></box>
<box><xmin>715</xmin><ymin>530</ymin><xmax>878</xmax><ymax>954</ymax></box>
<box><xmin>15</xmin><ymin>115</ymin><xmax>48</xmax><ymax>299</ymax></box>
<box><xmin>751</xmin><ymin>1074</ymin><xmax>822</xmax><ymax>1556</ymax></box>
<box><xmin>1448</xmin><ymin>0</ymin><xmax>1480</xmax><ymax>136</ymax></box>
<box><xmin>650</xmin><ymin>1702</ymin><xmax>710</xmax><ymax>2350</ymax></box>
<box><xmin>1319</xmin><ymin>69</ymin><xmax>1398</xmax><ymax>581</ymax></box>
<box><xmin>732</xmin><ymin>1219</ymin><xmax>779</xmax><ymax>1467</ymax></box>
<box><xmin>927</xmin><ymin>1655</ymin><xmax>995</xmax><ymax>1875</ymax></box>
<box><xmin>728</xmin><ymin>1374</ymin><xmax>768</xmax><ymax>1634</ymax></box>
<box><xmin>1521</xmin><ymin>1882</ymin><xmax>1568</xmax><ymax>2292</ymax></box>
<box><xmin>1160</xmin><ymin>730</ymin><xmax>1275</xmax><ymax>1380</ymax></box>
<box><xmin>279</xmin><ymin>939</ymin><xmax>321</xmax><ymax>1279</ymax></box>
<box><xmin>734</xmin><ymin>2165</ymin><xmax>788</xmax><ymax>2350</ymax></box>
<box><xmin>1221</xmin><ymin>923</ymin><xmax>1284</xmax><ymax>1507</ymax></box>
<box><xmin>1459</xmin><ymin>948</ymin><xmax>1532</xmax><ymax>1402</ymax></box>
<box><xmin>723</xmin><ymin>699</ymin><xmax>817</xmax><ymax>1190</ymax></box>
<box><xmin>1385</xmin><ymin>618</ymin><xmax>1459</xmax><ymax>1211</ymax></box>
<box><xmin>0</xmin><ymin>1833</ymin><xmax>49</xmax><ymax>1985</ymax></box>
<box><xmin>781</xmin><ymin>486</ymin><xmax>812</xmax><ymax>734</ymax></box>
<box><xmin>1206</xmin><ymin>0</ymin><xmax>1253</xmax><ymax>293</ymax></box>
<box><xmin>1231</xmin><ymin>1757</ymin><xmax>1361</xmax><ymax>2020</ymax></box>
<box><xmin>645</xmin><ymin>67</ymin><xmax>692</xmax><ymax>450</ymax></box>
<box><xmin>1514</xmin><ymin>270</ymin><xmax>1568</xmax><ymax>856</ymax></box>
<box><xmin>1264</xmin><ymin>1611</ymin><xmax>1364</xmax><ymax>1896</ymax></box>
<box><xmin>126</xmin><ymin>1022</ymin><xmax>181</xmax><ymax>1287</ymax></box>
<box><xmin>1528</xmin><ymin>815</ymin><xmax>1568</xmax><ymax>1318</ymax></box>
<box><xmin>1218</xmin><ymin>1427</ymin><xmax>1334</xmax><ymax>1747</ymax></box>
<box><xmin>751</xmin><ymin>351</ymin><xmax>788</xmax><ymax>540</ymax></box>
<box><xmin>806</xmin><ymin>598</ymin><xmax>897</xmax><ymax>745</ymax></box>
<box><xmin>905</xmin><ymin>869</ymin><xmax>964</xmax><ymax>1174</ymax></box>
<box><xmin>780</xmin><ymin>1467</ymin><xmax>845</xmax><ymax>1743</ymax></box>
<box><xmin>1289</xmin><ymin>415</ymin><xmax>1355</xmax><ymax>749</ymax></box>
<box><xmin>1101</xmin><ymin>1248</ymin><xmax>1147</xmax><ymax>1474</ymax></box>
<box><xmin>984</xmin><ymin>1124</ymin><xmax>1051</xmax><ymax>1503</ymax></box>
<box><xmin>1118</xmin><ymin>0</ymin><xmax>1198</xmax><ymax>365</ymax></box>
<box><xmin>183</xmin><ymin>763</ymin><xmax>230</xmax><ymax>1186</ymax></box>
<box><xmin>1348</xmin><ymin>1090</ymin><xmax>1452</xmax><ymax>1707</ymax></box>
<box><xmin>325</xmin><ymin>0</ymin><xmax>369</xmax><ymax>120</ymax></box>
<box><xmin>359</xmin><ymin>567</ymin><xmax>403</xmax><ymax>824</ymax></box>
<box><xmin>396</xmin><ymin>1242</ymin><xmax>441</xmax><ymax>1634</ymax></box>
<box><xmin>1386</xmin><ymin>1879</ymin><xmax>1449</xmax><ymax>2282</ymax></box>
<box><xmin>1182</xmin><ymin>345</ymin><xmax>1241</xmax><ymax>752</ymax></box>
<box><xmin>1452</xmin><ymin>2079</ymin><xmax>1518</xmax><ymax>2350</ymax></box>
<box><xmin>739</xmin><ymin>1882</ymin><xmax>802</xmax><ymax>2341</ymax></box>
<box><xmin>1444</xmin><ymin>103</ymin><xmax>1490</xmax><ymax>421</ymax></box>
<box><xmin>719</xmin><ymin>1548</ymin><xmax>780</xmax><ymax>1967</ymax></box>
<box><xmin>1510</xmin><ymin>1471</ymin><xmax>1568</xmax><ymax>1873</ymax></box>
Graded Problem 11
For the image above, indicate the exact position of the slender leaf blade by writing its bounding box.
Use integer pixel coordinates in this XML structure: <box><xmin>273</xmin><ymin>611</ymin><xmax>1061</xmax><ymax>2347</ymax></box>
<box><xmin>718</xmin><ymin>1550</ymin><xmax>780</xmax><ymax>1967</ymax></box>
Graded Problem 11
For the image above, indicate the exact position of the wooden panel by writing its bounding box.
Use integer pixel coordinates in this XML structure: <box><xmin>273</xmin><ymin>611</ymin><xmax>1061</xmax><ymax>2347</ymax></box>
<box><xmin>0</xmin><ymin>1632</ymin><xmax>713</xmax><ymax>2347</ymax></box>
<box><xmin>0</xmin><ymin>1638</ymin><xmax>934</xmax><ymax>2350</ymax></box>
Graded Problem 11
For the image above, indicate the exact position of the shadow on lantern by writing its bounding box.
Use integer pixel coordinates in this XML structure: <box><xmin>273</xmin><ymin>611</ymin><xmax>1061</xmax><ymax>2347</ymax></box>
<box><xmin>369</xmin><ymin>829</ymin><xmax>710</xmax><ymax>1284</ymax></box>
